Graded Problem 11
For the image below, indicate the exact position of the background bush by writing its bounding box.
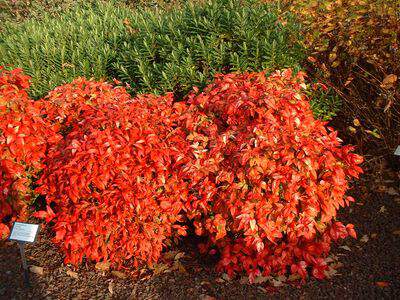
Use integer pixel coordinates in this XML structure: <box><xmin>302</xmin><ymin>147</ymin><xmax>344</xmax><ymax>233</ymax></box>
<box><xmin>109</xmin><ymin>0</ymin><xmax>305</xmax><ymax>98</ymax></box>
<box><xmin>275</xmin><ymin>0</ymin><xmax>400</xmax><ymax>155</ymax></box>
<box><xmin>1</xmin><ymin>0</ymin><xmax>341</xmax><ymax>119</ymax></box>
<box><xmin>0</xmin><ymin>0</ymin><xmax>132</xmax><ymax>99</ymax></box>
<box><xmin>0</xmin><ymin>1</ymin><xmax>304</xmax><ymax>96</ymax></box>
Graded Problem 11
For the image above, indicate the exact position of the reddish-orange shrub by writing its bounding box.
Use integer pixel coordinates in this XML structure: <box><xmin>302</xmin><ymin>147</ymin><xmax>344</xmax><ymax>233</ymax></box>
<box><xmin>36</xmin><ymin>83</ymin><xmax>191</xmax><ymax>267</ymax></box>
<box><xmin>27</xmin><ymin>69</ymin><xmax>362</xmax><ymax>283</ymax></box>
<box><xmin>0</xmin><ymin>67</ymin><xmax>60</xmax><ymax>239</ymax></box>
<box><xmin>180</xmin><ymin>70</ymin><xmax>363</xmax><ymax>281</ymax></box>
<box><xmin>39</xmin><ymin>78</ymin><xmax>131</xmax><ymax>130</ymax></box>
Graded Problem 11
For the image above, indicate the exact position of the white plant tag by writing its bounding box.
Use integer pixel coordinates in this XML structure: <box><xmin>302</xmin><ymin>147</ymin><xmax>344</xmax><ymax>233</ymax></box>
<box><xmin>9</xmin><ymin>222</ymin><xmax>40</xmax><ymax>243</ymax></box>
<box><xmin>395</xmin><ymin>145</ymin><xmax>400</xmax><ymax>156</ymax></box>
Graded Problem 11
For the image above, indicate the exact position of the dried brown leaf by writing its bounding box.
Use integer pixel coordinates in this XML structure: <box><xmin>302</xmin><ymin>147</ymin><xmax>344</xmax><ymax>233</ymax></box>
<box><xmin>66</xmin><ymin>270</ymin><xmax>78</xmax><ymax>279</ymax></box>
<box><xmin>112</xmin><ymin>270</ymin><xmax>127</xmax><ymax>279</ymax></box>
<box><xmin>95</xmin><ymin>261</ymin><xmax>110</xmax><ymax>271</ymax></box>
<box><xmin>29</xmin><ymin>265</ymin><xmax>44</xmax><ymax>275</ymax></box>
<box><xmin>381</xmin><ymin>74</ymin><xmax>397</xmax><ymax>89</ymax></box>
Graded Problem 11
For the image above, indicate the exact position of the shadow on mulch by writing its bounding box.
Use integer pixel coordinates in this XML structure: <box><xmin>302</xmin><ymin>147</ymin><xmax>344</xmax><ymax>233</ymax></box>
<box><xmin>1</xmin><ymin>166</ymin><xmax>399</xmax><ymax>299</ymax></box>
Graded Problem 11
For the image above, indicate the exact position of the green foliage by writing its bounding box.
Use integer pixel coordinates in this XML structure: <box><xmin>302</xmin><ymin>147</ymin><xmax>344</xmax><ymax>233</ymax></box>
<box><xmin>0</xmin><ymin>0</ymin><xmax>132</xmax><ymax>98</ymax></box>
<box><xmin>0</xmin><ymin>0</ymin><xmax>338</xmax><ymax>120</ymax></box>
<box><xmin>309</xmin><ymin>87</ymin><xmax>341</xmax><ymax>121</ymax></box>
<box><xmin>109</xmin><ymin>0</ymin><xmax>305</xmax><ymax>97</ymax></box>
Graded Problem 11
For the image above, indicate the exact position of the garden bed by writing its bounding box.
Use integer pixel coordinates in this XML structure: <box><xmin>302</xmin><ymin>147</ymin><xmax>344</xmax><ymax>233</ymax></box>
<box><xmin>1</xmin><ymin>0</ymin><xmax>399</xmax><ymax>298</ymax></box>
<box><xmin>1</xmin><ymin>165</ymin><xmax>399</xmax><ymax>299</ymax></box>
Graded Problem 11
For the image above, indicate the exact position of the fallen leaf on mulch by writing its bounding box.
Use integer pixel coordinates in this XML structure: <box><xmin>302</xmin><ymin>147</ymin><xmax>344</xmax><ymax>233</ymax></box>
<box><xmin>253</xmin><ymin>275</ymin><xmax>271</xmax><ymax>284</ymax></box>
<box><xmin>239</xmin><ymin>276</ymin><xmax>249</xmax><ymax>284</ymax></box>
<box><xmin>360</xmin><ymin>235</ymin><xmax>369</xmax><ymax>243</ymax></box>
<box><xmin>371</xmin><ymin>233</ymin><xmax>378</xmax><ymax>238</ymax></box>
<box><xmin>353</xmin><ymin>119</ymin><xmax>361</xmax><ymax>126</ymax></box>
<box><xmin>163</xmin><ymin>250</ymin><xmax>179</xmax><ymax>261</ymax></box>
<box><xmin>108</xmin><ymin>281</ymin><xmax>114</xmax><ymax>294</ymax></box>
<box><xmin>379</xmin><ymin>206</ymin><xmax>386</xmax><ymax>213</ymax></box>
<box><xmin>152</xmin><ymin>263</ymin><xmax>170</xmax><ymax>275</ymax></box>
<box><xmin>381</xmin><ymin>74</ymin><xmax>397</xmax><ymax>89</ymax></box>
<box><xmin>386</xmin><ymin>187</ymin><xmax>399</xmax><ymax>196</ymax></box>
<box><xmin>29</xmin><ymin>265</ymin><xmax>44</xmax><ymax>275</ymax></box>
<box><xmin>376</xmin><ymin>281</ymin><xmax>390</xmax><ymax>287</ymax></box>
<box><xmin>174</xmin><ymin>252</ymin><xmax>185</xmax><ymax>261</ymax></box>
<box><xmin>173</xmin><ymin>260</ymin><xmax>187</xmax><ymax>273</ymax></box>
<box><xmin>200</xmin><ymin>281</ymin><xmax>211</xmax><ymax>287</ymax></box>
<box><xmin>339</xmin><ymin>245</ymin><xmax>351</xmax><ymax>251</ymax></box>
<box><xmin>111</xmin><ymin>270</ymin><xmax>127</xmax><ymax>279</ymax></box>
<box><xmin>222</xmin><ymin>273</ymin><xmax>231</xmax><ymax>281</ymax></box>
<box><xmin>66</xmin><ymin>270</ymin><xmax>78</xmax><ymax>279</ymax></box>
<box><xmin>95</xmin><ymin>261</ymin><xmax>110</xmax><ymax>271</ymax></box>
<box><xmin>215</xmin><ymin>277</ymin><xmax>225</xmax><ymax>283</ymax></box>
<box><xmin>324</xmin><ymin>267</ymin><xmax>338</xmax><ymax>278</ymax></box>
<box><xmin>288</xmin><ymin>273</ymin><xmax>302</xmax><ymax>281</ymax></box>
<box><xmin>392</xmin><ymin>230</ymin><xmax>400</xmax><ymax>235</ymax></box>
<box><xmin>271</xmin><ymin>278</ymin><xmax>283</xmax><ymax>287</ymax></box>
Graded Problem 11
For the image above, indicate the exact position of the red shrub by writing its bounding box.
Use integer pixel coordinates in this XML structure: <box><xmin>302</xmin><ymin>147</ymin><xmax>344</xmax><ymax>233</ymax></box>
<box><xmin>36</xmin><ymin>83</ymin><xmax>191</xmax><ymax>267</ymax></box>
<box><xmin>31</xmin><ymin>70</ymin><xmax>362</xmax><ymax>282</ymax></box>
<box><xmin>38</xmin><ymin>78</ymin><xmax>131</xmax><ymax>131</ymax></box>
<box><xmin>0</xmin><ymin>67</ymin><xmax>60</xmax><ymax>239</ymax></box>
<box><xmin>180</xmin><ymin>69</ymin><xmax>362</xmax><ymax>281</ymax></box>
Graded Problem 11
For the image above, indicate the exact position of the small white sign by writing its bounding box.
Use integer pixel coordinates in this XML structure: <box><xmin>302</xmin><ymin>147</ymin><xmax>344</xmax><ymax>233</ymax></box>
<box><xmin>395</xmin><ymin>145</ymin><xmax>400</xmax><ymax>156</ymax></box>
<box><xmin>9</xmin><ymin>222</ymin><xmax>40</xmax><ymax>243</ymax></box>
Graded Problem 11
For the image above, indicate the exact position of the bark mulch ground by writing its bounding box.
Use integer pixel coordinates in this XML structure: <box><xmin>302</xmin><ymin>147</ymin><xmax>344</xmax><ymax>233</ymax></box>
<box><xmin>1</xmin><ymin>162</ymin><xmax>399</xmax><ymax>299</ymax></box>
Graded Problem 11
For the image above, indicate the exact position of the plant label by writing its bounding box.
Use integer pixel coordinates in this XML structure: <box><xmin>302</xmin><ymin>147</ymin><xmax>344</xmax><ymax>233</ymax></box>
<box><xmin>9</xmin><ymin>222</ymin><xmax>40</xmax><ymax>288</ymax></box>
<box><xmin>9</xmin><ymin>222</ymin><xmax>40</xmax><ymax>243</ymax></box>
<box><xmin>395</xmin><ymin>145</ymin><xmax>400</xmax><ymax>156</ymax></box>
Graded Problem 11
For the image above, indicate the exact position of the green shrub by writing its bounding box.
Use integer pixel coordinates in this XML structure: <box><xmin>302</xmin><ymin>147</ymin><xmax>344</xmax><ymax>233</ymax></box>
<box><xmin>0</xmin><ymin>0</ymin><xmax>132</xmax><ymax>99</ymax></box>
<box><xmin>0</xmin><ymin>0</ymin><xmax>305</xmax><ymax>98</ymax></box>
<box><xmin>109</xmin><ymin>0</ymin><xmax>306</xmax><ymax>98</ymax></box>
<box><xmin>0</xmin><ymin>0</ymin><xmax>339</xmax><ymax>120</ymax></box>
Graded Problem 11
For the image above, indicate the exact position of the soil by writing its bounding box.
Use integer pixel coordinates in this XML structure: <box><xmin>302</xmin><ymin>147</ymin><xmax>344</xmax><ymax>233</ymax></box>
<box><xmin>1</xmin><ymin>162</ymin><xmax>399</xmax><ymax>300</ymax></box>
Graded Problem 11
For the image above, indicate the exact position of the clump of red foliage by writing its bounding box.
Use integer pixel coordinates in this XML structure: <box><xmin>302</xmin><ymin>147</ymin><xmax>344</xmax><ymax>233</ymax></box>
<box><xmin>0</xmin><ymin>67</ymin><xmax>60</xmax><ymax>239</ymax></box>
<box><xmin>3</xmin><ymin>66</ymin><xmax>362</xmax><ymax>282</ymax></box>
<box><xmin>39</xmin><ymin>78</ymin><xmax>131</xmax><ymax>130</ymax></box>
<box><xmin>180</xmin><ymin>70</ymin><xmax>363</xmax><ymax>281</ymax></box>
<box><xmin>36</xmin><ymin>82</ymin><xmax>191</xmax><ymax>267</ymax></box>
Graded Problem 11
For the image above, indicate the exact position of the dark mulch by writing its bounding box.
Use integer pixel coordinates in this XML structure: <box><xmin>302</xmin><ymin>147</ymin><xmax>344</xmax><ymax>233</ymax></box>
<box><xmin>1</xmin><ymin>163</ymin><xmax>399</xmax><ymax>300</ymax></box>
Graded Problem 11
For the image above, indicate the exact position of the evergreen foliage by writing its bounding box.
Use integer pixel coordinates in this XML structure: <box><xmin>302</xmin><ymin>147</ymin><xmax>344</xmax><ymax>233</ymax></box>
<box><xmin>0</xmin><ymin>0</ymin><xmax>338</xmax><ymax>119</ymax></box>
<box><xmin>110</xmin><ymin>0</ymin><xmax>305</xmax><ymax>97</ymax></box>
<box><xmin>0</xmin><ymin>0</ymin><xmax>131</xmax><ymax>99</ymax></box>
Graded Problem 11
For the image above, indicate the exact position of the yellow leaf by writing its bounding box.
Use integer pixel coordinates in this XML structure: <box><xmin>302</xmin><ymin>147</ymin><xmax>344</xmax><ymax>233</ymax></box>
<box><xmin>95</xmin><ymin>261</ymin><xmax>110</xmax><ymax>271</ymax></box>
<box><xmin>329</xmin><ymin>52</ymin><xmax>337</xmax><ymax>62</ymax></box>
<box><xmin>111</xmin><ymin>271</ymin><xmax>127</xmax><ymax>279</ymax></box>
<box><xmin>365</xmin><ymin>130</ymin><xmax>382</xmax><ymax>139</ymax></box>
<box><xmin>249</xmin><ymin>219</ymin><xmax>257</xmax><ymax>230</ymax></box>
<box><xmin>66</xmin><ymin>270</ymin><xmax>79</xmax><ymax>279</ymax></box>
<box><xmin>348</xmin><ymin>126</ymin><xmax>357</xmax><ymax>134</ymax></box>
<box><xmin>29</xmin><ymin>265</ymin><xmax>44</xmax><ymax>275</ymax></box>
<box><xmin>381</xmin><ymin>74</ymin><xmax>397</xmax><ymax>89</ymax></box>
